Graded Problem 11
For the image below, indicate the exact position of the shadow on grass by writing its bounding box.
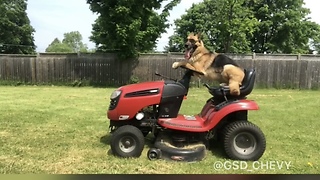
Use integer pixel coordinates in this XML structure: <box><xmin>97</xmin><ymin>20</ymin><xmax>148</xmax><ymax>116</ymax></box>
<box><xmin>99</xmin><ymin>133</ymin><xmax>155</xmax><ymax>146</ymax></box>
<box><xmin>144</xmin><ymin>134</ymin><xmax>157</xmax><ymax>147</ymax></box>
<box><xmin>99</xmin><ymin>134</ymin><xmax>114</xmax><ymax>156</ymax></box>
<box><xmin>99</xmin><ymin>132</ymin><xmax>156</xmax><ymax>157</ymax></box>
<box><xmin>99</xmin><ymin>132</ymin><xmax>227</xmax><ymax>160</ymax></box>
<box><xmin>208</xmin><ymin>139</ymin><xmax>228</xmax><ymax>159</ymax></box>
<box><xmin>100</xmin><ymin>134</ymin><xmax>110</xmax><ymax>145</ymax></box>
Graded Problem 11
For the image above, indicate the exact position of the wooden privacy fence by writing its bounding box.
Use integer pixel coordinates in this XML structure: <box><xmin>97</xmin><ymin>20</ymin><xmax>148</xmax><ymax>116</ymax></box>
<box><xmin>0</xmin><ymin>52</ymin><xmax>320</xmax><ymax>89</ymax></box>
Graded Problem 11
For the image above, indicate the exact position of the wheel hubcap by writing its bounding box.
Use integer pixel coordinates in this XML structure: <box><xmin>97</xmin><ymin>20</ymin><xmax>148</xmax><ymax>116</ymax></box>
<box><xmin>233</xmin><ymin>132</ymin><xmax>257</xmax><ymax>155</ymax></box>
<box><xmin>149</xmin><ymin>152</ymin><xmax>157</xmax><ymax>159</ymax></box>
<box><xmin>119</xmin><ymin>136</ymin><xmax>136</xmax><ymax>153</ymax></box>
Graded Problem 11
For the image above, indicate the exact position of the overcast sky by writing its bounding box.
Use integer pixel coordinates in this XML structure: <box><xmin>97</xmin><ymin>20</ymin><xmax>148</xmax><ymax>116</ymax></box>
<box><xmin>26</xmin><ymin>0</ymin><xmax>320</xmax><ymax>53</ymax></box>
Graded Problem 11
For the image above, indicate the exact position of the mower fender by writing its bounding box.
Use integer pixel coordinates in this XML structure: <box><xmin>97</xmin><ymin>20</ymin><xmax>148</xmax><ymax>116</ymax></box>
<box><xmin>204</xmin><ymin>100</ymin><xmax>259</xmax><ymax>131</ymax></box>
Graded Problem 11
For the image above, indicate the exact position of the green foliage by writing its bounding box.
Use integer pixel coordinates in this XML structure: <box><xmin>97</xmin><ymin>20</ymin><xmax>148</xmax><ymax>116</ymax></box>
<box><xmin>166</xmin><ymin>0</ymin><xmax>320</xmax><ymax>54</ymax></box>
<box><xmin>165</xmin><ymin>3</ymin><xmax>206</xmax><ymax>52</ymax></box>
<box><xmin>313</xmin><ymin>41</ymin><xmax>320</xmax><ymax>54</ymax></box>
<box><xmin>87</xmin><ymin>0</ymin><xmax>181</xmax><ymax>59</ymax></box>
<box><xmin>45</xmin><ymin>31</ymin><xmax>89</xmax><ymax>53</ymax></box>
<box><xmin>165</xmin><ymin>0</ymin><xmax>258</xmax><ymax>53</ymax></box>
<box><xmin>0</xmin><ymin>0</ymin><xmax>36</xmax><ymax>54</ymax></box>
<box><xmin>45</xmin><ymin>38</ymin><xmax>73</xmax><ymax>53</ymax></box>
<box><xmin>129</xmin><ymin>75</ymin><xmax>140</xmax><ymax>84</ymax></box>
<box><xmin>249</xmin><ymin>0</ymin><xmax>320</xmax><ymax>54</ymax></box>
<box><xmin>62</xmin><ymin>31</ymin><xmax>89</xmax><ymax>53</ymax></box>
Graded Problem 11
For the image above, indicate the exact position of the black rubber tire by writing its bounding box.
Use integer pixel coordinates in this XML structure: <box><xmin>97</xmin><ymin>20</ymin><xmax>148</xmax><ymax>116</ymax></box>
<box><xmin>222</xmin><ymin>121</ymin><xmax>266</xmax><ymax>161</ymax></box>
<box><xmin>110</xmin><ymin>125</ymin><xmax>145</xmax><ymax>158</ymax></box>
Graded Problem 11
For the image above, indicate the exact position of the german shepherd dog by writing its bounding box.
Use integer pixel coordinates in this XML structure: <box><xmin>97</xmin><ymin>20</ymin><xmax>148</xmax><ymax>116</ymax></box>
<box><xmin>172</xmin><ymin>32</ymin><xmax>245</xmax><ymax>96</ymax></box>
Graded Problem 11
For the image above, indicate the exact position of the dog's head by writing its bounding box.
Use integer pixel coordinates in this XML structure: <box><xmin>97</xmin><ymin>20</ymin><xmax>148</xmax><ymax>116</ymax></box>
<box><xmin>184</xmin><ymin>32</ymin><xmax>204</xmax><ymax>60</ymax></box>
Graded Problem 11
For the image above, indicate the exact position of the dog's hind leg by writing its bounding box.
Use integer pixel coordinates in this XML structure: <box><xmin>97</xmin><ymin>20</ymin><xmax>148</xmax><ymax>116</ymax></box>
<box><xmin>221</xmin><ymin>65</ymin><xmax>245</xmax><ymax>96</ymax></box>
<box><xmin>228</xmin><ymin>80</ymin><xmax>241</xmax><ymax>96</ymax></box>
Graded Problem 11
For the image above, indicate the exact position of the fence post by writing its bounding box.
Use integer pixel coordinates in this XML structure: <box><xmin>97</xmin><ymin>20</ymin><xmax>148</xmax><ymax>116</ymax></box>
<box><xmin>31</xmin><ymin>53</ymin><xmax>38</xmax><ymax>83</ymax></box>
<box><xmin>252</xmin><ymin>52</ymin><xmax>256</xmax><ymax>60</ymax></box>
<box><xmin>297</xmin><ymin>53</ymin><xmax>301</xmax><ymax>61</ymax></box>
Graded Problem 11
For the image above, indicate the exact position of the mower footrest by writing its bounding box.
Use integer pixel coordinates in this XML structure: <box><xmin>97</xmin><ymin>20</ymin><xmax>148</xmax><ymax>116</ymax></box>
<box><xmin>158</xmin><ymin>115</ymin><xmax>205</xmax><ymax>131</ymax></box>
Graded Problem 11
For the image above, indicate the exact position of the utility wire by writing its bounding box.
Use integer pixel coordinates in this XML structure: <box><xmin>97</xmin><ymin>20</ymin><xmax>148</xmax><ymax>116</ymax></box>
<box><xmin>0</xmin><ymin>43</ymin><xmax>37</xmax><ymax>48</ymax></box>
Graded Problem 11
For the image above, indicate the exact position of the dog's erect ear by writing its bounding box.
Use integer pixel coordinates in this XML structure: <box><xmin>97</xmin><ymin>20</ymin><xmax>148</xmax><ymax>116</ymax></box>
<box><xmin>188</xmin><ymin>32</ymin><xmax>195</xmax><ymax>37</ymax></box>
<box><xmin>195</xmin><ymin>40</ymin><xmax>204</xmax><ymax>47</ymax></box>
<box><xmin>200</xmin><ymin>40</ymin><xmax>204</xmax><ymax>46</ymax></box>
<box><xmin>196</xmin><ymin>32</ymin><xmax>202</xmax><ymax>39</ymax></box>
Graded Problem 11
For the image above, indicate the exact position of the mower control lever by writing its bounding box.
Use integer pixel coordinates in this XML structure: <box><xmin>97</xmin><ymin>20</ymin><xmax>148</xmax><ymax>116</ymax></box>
<box><xmin>203</xmin><ymin>83</ymin><xmax>211</xmax><ymax>90</ymax></box>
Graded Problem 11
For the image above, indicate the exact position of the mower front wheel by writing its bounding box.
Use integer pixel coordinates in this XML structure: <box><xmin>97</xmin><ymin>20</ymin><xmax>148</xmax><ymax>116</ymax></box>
<box><xmin>222</xmin><ymin>121</ymin><xmax>266</xmax><ymax>161</ymax></box>
<box><xmin>110</xmin><ymin>125</ymin><xmax>145</xmax><ymax>158</ymax></box>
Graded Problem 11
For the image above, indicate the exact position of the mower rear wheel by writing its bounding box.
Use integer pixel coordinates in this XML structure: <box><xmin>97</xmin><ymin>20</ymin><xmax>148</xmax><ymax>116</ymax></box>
<box><xmin>110</xmin><ymin>125</ymin><xmax>145</xmax><ymax>158</ymax></box>
<box><xmin>222</xmin><ymin>121</ymin><xmax>266</xmax><ymax>161</ymax></box>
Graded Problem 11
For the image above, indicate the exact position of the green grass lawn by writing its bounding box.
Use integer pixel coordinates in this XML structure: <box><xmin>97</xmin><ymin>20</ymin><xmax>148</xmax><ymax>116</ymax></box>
<box><xmin>0</xmin><ymin>86</ymin><xmax>319</xmax><ymax>174</ymax></box>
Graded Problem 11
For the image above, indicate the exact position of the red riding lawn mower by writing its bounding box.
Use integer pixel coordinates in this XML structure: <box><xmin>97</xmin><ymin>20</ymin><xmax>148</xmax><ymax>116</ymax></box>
<box><xmin>107</xmin><ymin>66</ymin><xmax>266</xmax><ymax>162</ymax></box>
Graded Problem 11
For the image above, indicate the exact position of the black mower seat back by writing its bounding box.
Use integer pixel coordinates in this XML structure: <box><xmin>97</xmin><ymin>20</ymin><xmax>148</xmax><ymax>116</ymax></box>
<box><xmin>211</xmin><ymin>68</ymin><xmax>256</xmax><ymax>99</ymax></box>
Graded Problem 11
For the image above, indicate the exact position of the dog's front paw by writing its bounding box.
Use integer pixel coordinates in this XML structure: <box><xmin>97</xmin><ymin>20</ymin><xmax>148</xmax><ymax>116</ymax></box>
<box><xmin>172</xmin><ymin>62</ymin><xmax>180</xmax><ymax>69</ymax></box>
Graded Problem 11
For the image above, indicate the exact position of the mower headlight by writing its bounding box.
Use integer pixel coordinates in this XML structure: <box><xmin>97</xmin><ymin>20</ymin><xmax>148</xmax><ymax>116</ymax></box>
<box><xmin>110</xmin><ymin>90</ymin><xmax>121</xmax><ymax>100</ymax></box>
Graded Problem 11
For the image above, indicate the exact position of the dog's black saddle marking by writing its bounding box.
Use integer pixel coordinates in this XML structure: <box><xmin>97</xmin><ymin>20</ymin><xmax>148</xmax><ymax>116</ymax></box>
<box><xmin>211</xmin><ymin>54</ymin><xmax>240</xmax><ymax>68</ymax></box>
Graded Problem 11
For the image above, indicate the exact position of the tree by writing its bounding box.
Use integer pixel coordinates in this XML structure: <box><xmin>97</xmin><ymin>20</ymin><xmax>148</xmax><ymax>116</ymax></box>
<box><xmin>62</xmin><ymin>31</ymin><xmax>88</xmax><ymax>53</ymax></box>
<box><xmin>165</xmin><ymin>3</ymin><xmax>207</xmax><ymax>52</ymax></box>
<box><xmin>165</xmin><ymin>0</ymin><xmax>258</xmax><ymax>53</ymax></box>
<box><xmin>0</xmin><ymin>0</ymin><xmax>36</xmax><ymax>54</ymax></box>
<box><xmin>45</xmin><ymin>38</ymin><xmax>73</xmax><ymax>53</ymax></box>
<box><xmin>45</xmin><ymin>31</ymin><xmax>88</xmax><ymax>53</ymax></box>
<box><xmin>312</xmin><ymin>36</ymin><xmax>320</xmax><ymax>54</ymax></box>
<box><xmin>249</xmin><ymin>0</ymin><xmax>320</xmax><ymax>54</ymax></box>
<box><xmin>87</xmin><ymin>0</ymin><xmax>181</xmax><ymax>59</ymax></box>
<box><xmin>166</xmin><ymin>0</ymin><xmax>320</xmax><ymax>54</ymax></box>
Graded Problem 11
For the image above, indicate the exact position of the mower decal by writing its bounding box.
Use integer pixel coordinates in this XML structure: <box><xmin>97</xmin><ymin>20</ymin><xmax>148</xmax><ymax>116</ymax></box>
<box><xmin>124</xmin><ymin>88</ymin><xmax>160</xmax><ymax>98</ymax></box>
<box><xmin>171</xmin><ymin>156</ymin><xmax>184</xmax><ymax>161</ymax></box>
<box><xmin>183</xmin><ymin>115</ymin><xmax>197</xmax><ymax>121</ymax></box>
<box><xmin>119</xmin><ymin>115</ymin><xmax>129</xmax><ymax>120</ymax></box>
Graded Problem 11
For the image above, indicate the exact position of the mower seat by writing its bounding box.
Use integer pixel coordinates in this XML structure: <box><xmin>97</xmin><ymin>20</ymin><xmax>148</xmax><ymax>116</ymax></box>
<box><xmin>210</xmin><ymin>68</ymin><xmax>256</xmax><ymax>99</ymax></box>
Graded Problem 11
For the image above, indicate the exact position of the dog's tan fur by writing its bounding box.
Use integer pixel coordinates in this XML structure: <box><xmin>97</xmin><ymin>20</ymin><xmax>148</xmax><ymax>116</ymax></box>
<box><xmin>172</xmin><ymin>33</ymin><xmax>245</xmax><ymax>96</ymax></box>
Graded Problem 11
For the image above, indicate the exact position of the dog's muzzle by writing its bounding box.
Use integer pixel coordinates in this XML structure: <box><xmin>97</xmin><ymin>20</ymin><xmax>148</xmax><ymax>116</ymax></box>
<box><xmin>184</xmin><ymin>41</ymin><xmax>197</xmax><ymax>60</ymax></box>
